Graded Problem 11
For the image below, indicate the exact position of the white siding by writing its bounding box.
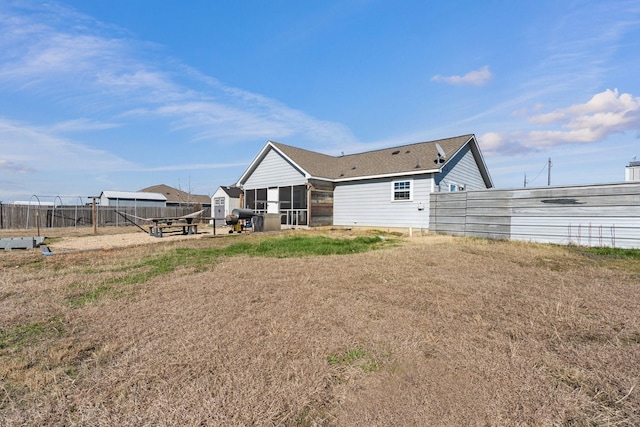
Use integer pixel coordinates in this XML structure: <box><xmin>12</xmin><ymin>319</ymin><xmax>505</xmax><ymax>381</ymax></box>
<box><xmin>435</xmin><ymin>145</ymin><xmax>486</xmax><ymax>191</ymax></box>
<box><xmin>229</xmin><ymin>196</ymin><xmax>240</xmax><ymax>212</ymax></box>
<box><xmin>334</xmin><ymin>175</ymin><xmax>432</xmax><ymax>229</ymax></box>
<box><xmin>244</xmin><ymin>149</ymin><xmax>306</xmax><ymax>189</ymax></box>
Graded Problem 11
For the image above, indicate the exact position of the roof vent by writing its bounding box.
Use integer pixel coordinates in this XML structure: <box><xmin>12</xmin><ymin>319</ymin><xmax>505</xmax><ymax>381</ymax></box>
<box><xmin>351</xmin><ymin>164</ymin><xmax>356</xmax><ymax>170</ymax></box>
<box><xmin>405</xmin><ymin>150</ymin><xmax>411</xmax><ymax>153</ymax></box>
<box><xmin>392</xmin><ymin>150</ymin><xmax>400</xmax><ymax>155</ymax></box>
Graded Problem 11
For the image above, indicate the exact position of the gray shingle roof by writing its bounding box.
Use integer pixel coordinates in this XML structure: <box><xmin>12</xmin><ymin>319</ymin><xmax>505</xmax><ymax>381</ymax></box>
<box><xmin>140</xmin><ymin>184</ymin><xmax>210</xmax><ymax>205</ymax></box>
<box><xmin>270</xmin><ymin>134</ymin><xmax>475</xmax><ymax>180</ymax></box>
<box><xmin>218</xmin><ymin>186</ymin><xmax>242</xmax><ymax>198</ymax></box>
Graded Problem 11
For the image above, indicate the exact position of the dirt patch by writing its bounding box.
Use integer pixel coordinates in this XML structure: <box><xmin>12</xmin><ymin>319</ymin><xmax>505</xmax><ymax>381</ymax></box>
<box><xmin>0</xmin><ymin>225</ymin><xmax>226</xmax><ymax>252</ymax></box>
<box><xmin>1</xmin><ymin>230</ymin><xmax>638</xmax><ymax>426</ymax></box>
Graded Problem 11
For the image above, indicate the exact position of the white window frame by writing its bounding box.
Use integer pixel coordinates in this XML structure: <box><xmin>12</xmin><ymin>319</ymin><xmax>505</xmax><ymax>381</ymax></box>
<box><xmin>391</xmin><ymin>179</ymin><xmax>413</xmax><ymax>201</ymax></box>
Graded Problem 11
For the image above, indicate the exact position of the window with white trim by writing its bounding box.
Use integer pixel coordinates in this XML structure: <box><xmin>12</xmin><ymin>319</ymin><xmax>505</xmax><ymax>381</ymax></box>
<box><xmin>392</xmin><ymin>180</ymin><xmax>412</xmax><ymax>201</ymax></box>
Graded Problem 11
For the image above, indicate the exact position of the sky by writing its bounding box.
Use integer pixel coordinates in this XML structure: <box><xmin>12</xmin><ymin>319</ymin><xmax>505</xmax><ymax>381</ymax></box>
<box><xmin>1</xmin><ymin>0</ymin><xmax>640</xmax><ymax>203</ymax></box>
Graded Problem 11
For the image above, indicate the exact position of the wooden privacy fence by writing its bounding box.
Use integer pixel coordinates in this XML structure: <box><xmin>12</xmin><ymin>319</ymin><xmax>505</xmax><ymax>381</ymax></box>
<box><xmin>429</xmin><ymin>182</ymin><xmax>640</xmax><ymax>249</ymax></box>
<box><xmin>0</xmin><ymin>204</ymin><xmax>210</xmax><ymax>230</ymax></box>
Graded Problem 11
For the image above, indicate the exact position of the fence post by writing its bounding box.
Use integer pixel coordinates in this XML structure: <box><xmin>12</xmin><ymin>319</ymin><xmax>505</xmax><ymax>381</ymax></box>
<box><xmin>90</xmin><ymin>196</ymin><xmax>98</xmax><ymax>235</ymax></box>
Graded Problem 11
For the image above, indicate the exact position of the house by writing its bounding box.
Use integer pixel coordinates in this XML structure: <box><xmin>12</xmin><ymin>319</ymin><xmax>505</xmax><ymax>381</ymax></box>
<box><xmin>236</xmin><ymin>134</ymin><xmax>493</xmax><ymax>229</ymax></box>
<box><xmin>99</xmin><ymin>191</ymin><xmax>167</xmax><ymax>207</ymax></box>
<box><xmin>140</xmin><ymin>184</ymin><xmax>211</xmax><ymax>208</ymax></box>
<box><xmin>211</xmin><ymin>186</ymin><xmax>243</xmax><ymax>224</ymax></box>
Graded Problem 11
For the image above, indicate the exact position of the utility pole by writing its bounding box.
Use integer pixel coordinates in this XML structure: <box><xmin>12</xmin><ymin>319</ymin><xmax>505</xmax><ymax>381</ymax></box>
<box><xmin>523</xmin><ymin>174</ymin><xmax>527</xmax><ymax>188</ymax></box>
<box><xmin>547</xmin><ymin>158</ymin><xmax>552</xmax><ymax>186</ymax></box>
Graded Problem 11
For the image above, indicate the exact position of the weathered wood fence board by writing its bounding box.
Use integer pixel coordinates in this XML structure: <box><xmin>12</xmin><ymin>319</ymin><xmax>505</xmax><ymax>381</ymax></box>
<box><xmin>430</xmin><ymin>182</ymin><xmax>640</xmax><ymax>249</ymax></box>
<box><xmin>0</xmin><ymin>204</ymin><xmax>210</xmax><ymax>230</ymax></box>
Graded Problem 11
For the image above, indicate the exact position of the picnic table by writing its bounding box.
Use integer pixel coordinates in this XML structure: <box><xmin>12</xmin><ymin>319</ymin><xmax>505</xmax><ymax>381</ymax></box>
<box><xmin>115</xmin><ymin>209</ymin><xmax>205</xmax><ymax>238</ymax></box>
<box><xmin>148</xmin><ymin>217</ymin><xmax>198</xmax><ymax>238</ymax></box>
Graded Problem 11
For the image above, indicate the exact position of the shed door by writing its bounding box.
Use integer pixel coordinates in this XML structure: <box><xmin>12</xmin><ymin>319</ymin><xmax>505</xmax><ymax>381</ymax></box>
<box><xmin>214</xmin><ymin>197</ymin><xmax>225</xmax><ymax>219</ymax></box>
<box><xmin>267</xmin><ymin>187</ymin><xmax>279</xmax><ymax>214</ymax></box>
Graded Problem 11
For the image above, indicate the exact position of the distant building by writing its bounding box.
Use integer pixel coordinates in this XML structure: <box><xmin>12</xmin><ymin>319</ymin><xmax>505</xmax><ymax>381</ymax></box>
<box><xmin>10</xmin><ymin>201</ymin><xmax>55</xmax><ymax>206</ymax></box>
<box><xmin>625</xmin><ymin>160</ymin><xmax>640</xmax><ymax>182</ymax></box>
<box><xmin>212</xmin><ymin>186</ymin><xmax>242</xmax><ymax>224</ymax></box>
<box><xmin>140</xmin><ymin>184</ymin><xmax>211</xmax><ymax>208</ymax></box>
<box><xmin>99</xmin><ymin>191</ymin><xmax>167</xmax><ymax>207</ymax></box>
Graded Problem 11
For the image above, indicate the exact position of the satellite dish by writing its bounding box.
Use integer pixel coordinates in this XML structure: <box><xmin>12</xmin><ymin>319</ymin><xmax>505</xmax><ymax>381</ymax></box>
<box><xmin>435</xmin><ymin>143</ymin><xmax>446</xmax><ymax>164</ymax></box>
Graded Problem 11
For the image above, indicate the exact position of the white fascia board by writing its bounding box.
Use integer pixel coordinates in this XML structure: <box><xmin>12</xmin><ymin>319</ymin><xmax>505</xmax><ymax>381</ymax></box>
<box><xmin>470</xmin><ymin>136</ymin><xmax>494</xmax><ymax>188</ymax></box>
<box><xmin>331</xmin><ymin>168</ymin><xmax>439</xmax><ymax>183</ymax></box>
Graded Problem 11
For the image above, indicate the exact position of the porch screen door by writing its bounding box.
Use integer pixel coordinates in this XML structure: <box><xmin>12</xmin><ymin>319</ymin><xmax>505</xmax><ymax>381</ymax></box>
<box><xmin>267</xmin><ymin>187</ymin><xmax>279</xmax><ymax>214</ymax></box>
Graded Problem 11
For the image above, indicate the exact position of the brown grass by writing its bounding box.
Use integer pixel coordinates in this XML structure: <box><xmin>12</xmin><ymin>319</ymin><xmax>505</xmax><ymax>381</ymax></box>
<box><xmin>1</xmin><ymin>229</ymin><xmax>639</xmax><ymax>426</ymax></box>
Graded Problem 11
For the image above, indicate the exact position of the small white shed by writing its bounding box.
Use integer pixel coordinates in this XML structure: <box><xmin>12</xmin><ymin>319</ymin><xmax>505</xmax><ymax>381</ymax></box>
<box><xmin>211</xmin><ymin>186</ymin><xmax>242</xmax><ymax>224</ymax></box>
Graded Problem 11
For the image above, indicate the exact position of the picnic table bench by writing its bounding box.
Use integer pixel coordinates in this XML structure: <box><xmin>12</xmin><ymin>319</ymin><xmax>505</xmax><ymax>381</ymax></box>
<box><xmin>148</xmin><ymin>218</ymin><xmax>198</xmax><ymax>238</ymax></box>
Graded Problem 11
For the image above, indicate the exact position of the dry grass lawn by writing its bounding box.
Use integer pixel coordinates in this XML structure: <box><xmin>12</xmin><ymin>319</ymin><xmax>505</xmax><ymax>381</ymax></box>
<box><xmin>1</xmin><ymin>228</ymin><xmax>639</xmax><ymax>426</ymax></box>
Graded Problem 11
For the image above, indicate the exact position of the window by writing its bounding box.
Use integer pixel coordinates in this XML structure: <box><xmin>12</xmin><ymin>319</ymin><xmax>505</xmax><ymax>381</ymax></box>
<box><xmin>292</xmin><ymin>185</ymin><xmax>307</xmax><ymax>209</ymax></box>
<box><xmin>392</xmin><ymin>180</ymin><xmax>412</xmax><ymax>201</ymax></box>
<box><xmin>256</xmin><ymin>188</ymin><xmax>267</xmax><ymax>211</ymax></box>
<box><xmin>279</xmin><ymin>186</ymin><xmax>292</xmax><ymax>209</ymax></box>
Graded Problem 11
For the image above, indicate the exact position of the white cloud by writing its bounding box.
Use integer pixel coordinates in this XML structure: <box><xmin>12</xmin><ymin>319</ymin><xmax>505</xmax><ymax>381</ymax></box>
<box><xmin>431</xmin><ymin>66</ymin><xmax>493</xmax><ymax>86</ymax></box>
<box><xmin>0</xmin><ymin>2</ymin><xmax>359</xmax><ymax>147</ymax></box>
<box><xmin>0</xmin><ymin>118</ymin><xmax>135</xmax><ymax>173</ymax></box>
<box><xmin>478</xmin><ymin>132</ymin><xmax>505</xmax><ymax>152</ymax></box>
<box><xmin>526</xmin><ymin>89</ymin><xmax>640</xmax><ymax>146</ymax></box>
<box><xmin>139</xmin><ymin>161</ymin><xmax>250</xmax><ymax>172</ymax></box>
<box><xmin>48</xmin><ymin>118</ymin><xmax>121</xmax><ymax>133</ymax></box>
<box><xmin>0</xmin><ymin>159</ymin><xmax>32</xmax><ymax>174</ymax></box>
<box><xmin>482</xmin><ymin>89</ymin><xmax>640</xmax><ymax>154</ymax></box>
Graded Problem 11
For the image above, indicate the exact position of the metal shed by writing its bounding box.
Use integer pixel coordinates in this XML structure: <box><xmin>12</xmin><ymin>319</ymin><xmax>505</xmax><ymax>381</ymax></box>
<box><xmin>99</xmin><ymin>191</ymin><xmax>167</xmax><ymax>208</ymax></box>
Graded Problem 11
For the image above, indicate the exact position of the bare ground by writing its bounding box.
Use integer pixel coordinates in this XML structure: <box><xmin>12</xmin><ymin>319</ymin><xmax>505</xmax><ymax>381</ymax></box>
<box><xmin>1</xmin><ymin>227</ymin><xmax>639</xmax><ymax>426</ymax></box>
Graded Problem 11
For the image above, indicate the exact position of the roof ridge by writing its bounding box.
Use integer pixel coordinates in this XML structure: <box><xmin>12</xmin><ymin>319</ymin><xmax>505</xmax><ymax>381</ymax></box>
<box><xmin>338</xmin><ymin>134</ymin><xmax>473</xmax><ymax>158</ymax></box>
<box><xmin>272</xmin><ymin>134</ymin><xmax>473</xmax><ymax>159</ymax></box>
<box><xmin>270</xmin><ymin>140</ymin><xmax>337</xmax><ymax>159</ymax></box>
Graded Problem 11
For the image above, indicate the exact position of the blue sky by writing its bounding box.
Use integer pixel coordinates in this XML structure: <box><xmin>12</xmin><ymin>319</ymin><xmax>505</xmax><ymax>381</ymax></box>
<box><xmin>1</xmin><ymin>0</ymin><xmax>639</xmax><ymax>203</ymax></box>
